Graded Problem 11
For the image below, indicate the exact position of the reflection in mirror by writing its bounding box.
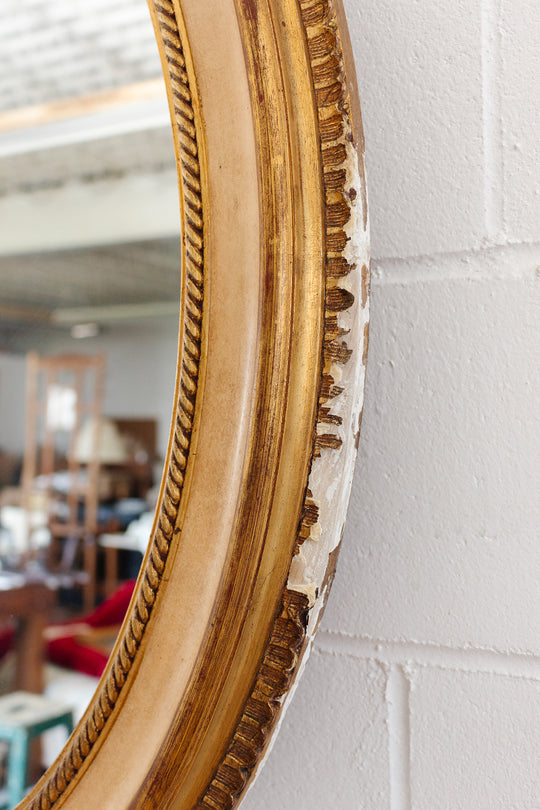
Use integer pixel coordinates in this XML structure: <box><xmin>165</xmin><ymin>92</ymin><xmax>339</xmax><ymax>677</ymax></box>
<box><xmin>0</xmin><ymin>1</ymin><xmax>180</xmax><ymax>799</ymax></box>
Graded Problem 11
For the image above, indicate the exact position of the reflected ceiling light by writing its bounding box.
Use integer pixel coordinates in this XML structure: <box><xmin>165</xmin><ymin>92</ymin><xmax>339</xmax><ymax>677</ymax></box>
<box><xmin>71</xmin><ymin>322</ymin><xmax>100</xmax><ymax>339</ymax></box>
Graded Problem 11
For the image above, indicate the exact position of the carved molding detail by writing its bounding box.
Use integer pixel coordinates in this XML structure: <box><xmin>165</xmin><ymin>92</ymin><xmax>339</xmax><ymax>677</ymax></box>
<box><xmin>196</xmin><ymin>589</ymin><xmax>311</xmax><ymax>810</ymax></box>
<box><xmin>195</xmin><ymin>0</ymin><xmax>369</xmax><ymax>807</ymax></box>
<box><xmin>29</xmin><ymin>2</ymin><xmax>204</xmax><ymax>807</ymax></box>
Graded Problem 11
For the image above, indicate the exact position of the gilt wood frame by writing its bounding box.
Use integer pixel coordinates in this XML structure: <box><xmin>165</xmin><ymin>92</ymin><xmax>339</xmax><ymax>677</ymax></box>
<box><xmin>22</xmin><ymin>1</ymin><xmax>369</xmax><ymax>808</ymax></box>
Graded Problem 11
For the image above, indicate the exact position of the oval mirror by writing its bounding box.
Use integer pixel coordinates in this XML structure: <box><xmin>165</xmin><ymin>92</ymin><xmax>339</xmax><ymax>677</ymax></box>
<box><xmin>0</xmin><ymin>0</ymin><xmax>369</xmax><ymax>807</ymax></box>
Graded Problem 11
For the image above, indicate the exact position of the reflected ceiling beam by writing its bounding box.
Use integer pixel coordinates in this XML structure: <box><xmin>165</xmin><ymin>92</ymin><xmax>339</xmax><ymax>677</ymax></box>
<box><xmin>51</xmin><ymin>301</ymin><xmax>179</xmax><ymax>325</ymax></box>
<box><xmin>0</xmin><ymin>304</ymin><xmax>51</xmax><ymax>323</ymax></box>
<box><xmin>0</xmin><ymin>170</ymin><xmax>181</xmax><ymax>256</ymax></box>
<box><xmin>0</xmin><ymin>80</ymin><xmax>170</xmax><ymax>157</ymax></box>
<box><xmin>0</xmin><ymin>302</ymin><xmax>177</xmax><ymax>327</ymax></box>
<box><xmin>0</xmin><ymin>80</ymin><xmax>180</xmax><ymax>255</ymax></box>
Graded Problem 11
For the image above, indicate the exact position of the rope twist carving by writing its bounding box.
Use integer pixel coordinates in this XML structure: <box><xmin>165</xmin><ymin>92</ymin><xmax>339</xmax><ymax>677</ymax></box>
<box><xmin>29</xmin><ymin>1</ymin><xmax>204</xmax><ymax>806</ymax></box>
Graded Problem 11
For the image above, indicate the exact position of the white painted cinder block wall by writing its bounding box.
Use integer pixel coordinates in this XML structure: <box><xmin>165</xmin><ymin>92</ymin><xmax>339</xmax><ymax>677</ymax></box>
<box><xmin>244</xmin><ymin>1</ymin><xmax>540</xmax><ymax>808</ymax></box>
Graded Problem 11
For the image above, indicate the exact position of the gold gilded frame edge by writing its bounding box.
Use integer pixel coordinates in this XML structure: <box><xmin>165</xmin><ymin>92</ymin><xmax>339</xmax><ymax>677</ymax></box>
<box><xmin>20</xmin><ymin>0</ymin><xmax>369</xmax><ymax>808</ymax></box>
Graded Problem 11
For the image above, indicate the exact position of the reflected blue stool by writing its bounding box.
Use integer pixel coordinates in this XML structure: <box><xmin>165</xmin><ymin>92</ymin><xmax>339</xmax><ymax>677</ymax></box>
<box><xmin>0</xmin><ymin>692</ymin><xmax>73</xmax><ymax>809</ymax></box>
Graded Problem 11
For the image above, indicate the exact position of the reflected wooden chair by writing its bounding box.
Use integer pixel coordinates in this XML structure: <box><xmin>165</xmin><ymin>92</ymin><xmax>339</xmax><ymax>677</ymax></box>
<box><xmin>19</xmin><ymin>352</ymin><xmax>105</xmax><ymax>611</ymax></box>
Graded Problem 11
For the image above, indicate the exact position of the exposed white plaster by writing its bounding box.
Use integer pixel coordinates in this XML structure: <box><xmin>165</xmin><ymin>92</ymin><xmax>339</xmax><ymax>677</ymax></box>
<box><xmin>287</xmin><ymin>136</ymin><xmax>370</xmax><ymax>621</ymax></box>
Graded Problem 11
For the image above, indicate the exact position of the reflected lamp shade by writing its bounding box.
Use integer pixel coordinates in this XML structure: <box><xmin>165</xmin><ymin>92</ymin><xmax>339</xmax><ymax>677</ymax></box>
<box><xmin>74</xmin><ymin>418</ymin><xmax>129</xmax><ymax>465</ymax></box>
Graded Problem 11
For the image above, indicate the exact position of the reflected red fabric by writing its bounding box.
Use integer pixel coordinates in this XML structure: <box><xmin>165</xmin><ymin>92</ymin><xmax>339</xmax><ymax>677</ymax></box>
<box><xmin>0</xmin><ymin>581</ymin><xmax>136</xmax><ymax>679</ymax></box>
<box><xmin>47</xmin><ymin>580</ymin><xmax>136</xmax><ymax>678</ymax></box>
<box><xmin>0</xmin><ymin>626</ymin><xmax>14</xmax><ymax>659</ymax></box>
<box><xmin>72</xmin><ymin>580</ymin><xmax>136</xmax><ymax>629</ymax></box>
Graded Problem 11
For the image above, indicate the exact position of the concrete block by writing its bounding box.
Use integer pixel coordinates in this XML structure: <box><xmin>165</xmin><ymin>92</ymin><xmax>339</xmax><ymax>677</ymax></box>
<box><xmin>501</xmin><ymin>0</ymin><xmax>540</xmax><ymax>242</ymax></box>
<box><xmin>409</xmin><ymin>667</ymin><xmax>540</xmax><ymax>809</ymax></box>
<box><xmin>343</xmin><ymin>0</ymin><xmax>485</xmax><ymax>258</ymax></box>
<box><xmin>323</xmin><ymin>262</ymin><xmax>540</xmax><ymax>653</ymax></box>
<box><xmin>243</xmin><ymin>650</ymin><xmax>390</xmax><ymax>810</ymax></box>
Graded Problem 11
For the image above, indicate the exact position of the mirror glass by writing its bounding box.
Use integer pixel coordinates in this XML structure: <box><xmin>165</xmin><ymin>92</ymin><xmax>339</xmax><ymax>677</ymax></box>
<box><xmin>0</xmin><ymin>0</ymin><xmax>180</xmax><ymax>787</ymax></box>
